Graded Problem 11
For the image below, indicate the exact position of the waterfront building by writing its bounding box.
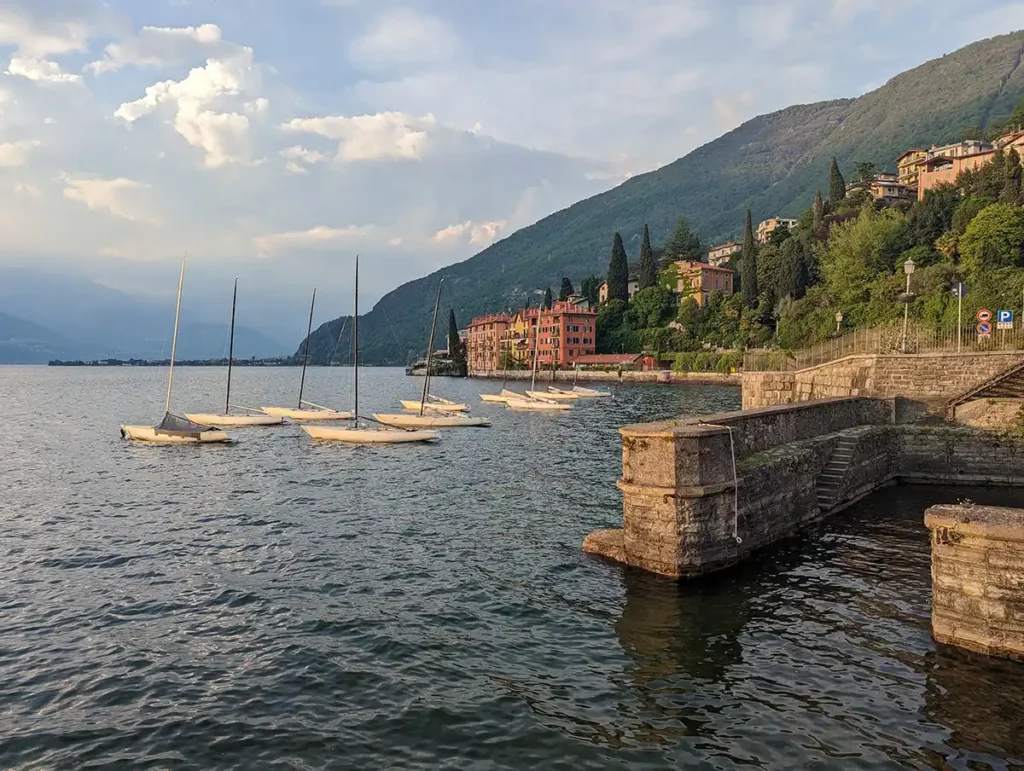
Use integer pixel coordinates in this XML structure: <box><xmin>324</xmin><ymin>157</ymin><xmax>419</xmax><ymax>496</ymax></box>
<box><xmin>755</xmin><ymin>217</ymin><xmax>798</xmax><ymax>244</ymax></box>
<box><xmin>707</xmin><ymin>241</ymin><xmax>742</xmax><ymax>267</ymax></box>
<box><xmin>465</xmin><ymin>313</ymin><xmax>511</xmax><ymax>373</ymax></box>
<box><xmin>598</xmin><ymin>279</ymin><xmax>639</xmax><ymax>303</ymax></box>
<box><xmin>535</xmin><ymin>301</ymin><xmax>598</xmax><ymax>368</ymax></box>
<box><xmin>673</xmin><ymin>260</ymin><xmax>735</xmax><ymax>307</ymax></box>
<box><xmin>896</xmin><ymin>148</ymin><xmax>928</xmax><ymax>188</ymax></box>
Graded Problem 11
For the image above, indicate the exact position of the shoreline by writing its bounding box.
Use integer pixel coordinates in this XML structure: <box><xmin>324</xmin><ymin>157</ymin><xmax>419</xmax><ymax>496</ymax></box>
<box><xmin>468</xmin><ymin>370</ymin><xmax>741</xmax><ymax>387</ymax></box>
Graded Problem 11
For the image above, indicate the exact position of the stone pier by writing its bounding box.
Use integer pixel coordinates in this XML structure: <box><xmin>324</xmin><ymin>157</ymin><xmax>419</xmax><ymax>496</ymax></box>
<box><xmin>926</xmin><ymin>504</ymin><xmax>1024</xmax><ymax>661</ymax></box>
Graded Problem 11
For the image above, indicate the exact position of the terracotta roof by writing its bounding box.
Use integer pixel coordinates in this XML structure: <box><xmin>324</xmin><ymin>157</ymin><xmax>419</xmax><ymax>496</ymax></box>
<box><xmin>896</xmin><ymin>148</ymin><xmax>927</xmax><ymax>162</ymax></box>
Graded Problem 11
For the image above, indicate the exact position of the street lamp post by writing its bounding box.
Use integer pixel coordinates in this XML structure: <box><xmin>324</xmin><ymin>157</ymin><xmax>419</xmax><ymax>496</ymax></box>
<box><xmin>901</xmin><ymin>258</ymin><xmax>916</xmax><ymax>354</ymax></box>
<box><xmin>835</xmin><ymin>310</ymin><xmax>843</xmax><ymax>335</ymax></box>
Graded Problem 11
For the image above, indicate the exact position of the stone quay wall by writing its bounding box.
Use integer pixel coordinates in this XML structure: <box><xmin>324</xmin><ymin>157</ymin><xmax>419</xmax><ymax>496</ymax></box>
<box><xmin>585</xmin><ymin>397</ymin><xmax>1024</xmax><ymax>579</ymax></box>
<box><xmin>742</xmin><ymin>352</ymin><xmax>1024</xmax><ymax>412</ymax></box>
<box><xmin>926</xmin><ymin>503</ymin><xmax>1024</xmax><ymax>661</ymax></box>
<box><xmin>470</xmin><ymin>370</ymin><xmax>741</xmax><ymax>387</ymax></box>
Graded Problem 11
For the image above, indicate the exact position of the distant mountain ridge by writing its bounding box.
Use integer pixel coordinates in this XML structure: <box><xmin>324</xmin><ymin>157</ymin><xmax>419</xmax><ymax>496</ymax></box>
<box><xmin>0</xmin><ymin>311</ymin><xmax>109</xmax><ymax>364</ymax></box>
<box><xmin>0</xmin><ymin>267</ymin><xmax>288</xmax><ymax>361</ymax></box>
<box><xmin>298</xmin><ymin>30</ymin><xmax>1024</xmax><ymax>365</ymax></box>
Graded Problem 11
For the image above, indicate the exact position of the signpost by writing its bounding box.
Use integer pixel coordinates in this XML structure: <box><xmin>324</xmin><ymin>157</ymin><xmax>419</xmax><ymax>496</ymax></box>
<box><xmin>952</xmin><ymin>282</ymin><xmax>968</xmax><ymax>352</ymax></box>
<box><xmin>977</xmin><ymin>308</ymin><xmax>993</xmax><ymax>339</ymax></box>
<box><xmin>997</xmin><ymin>309</ymin><xmax>1014</xmax><ymax>330</ymax></box>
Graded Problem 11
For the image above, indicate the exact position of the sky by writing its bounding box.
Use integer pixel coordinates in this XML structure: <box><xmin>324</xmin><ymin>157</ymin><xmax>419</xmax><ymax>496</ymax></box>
<box><xmin>2</xmin><ymin>0</ymin><xmax>1024</xmax><ymax>342</ymax></box>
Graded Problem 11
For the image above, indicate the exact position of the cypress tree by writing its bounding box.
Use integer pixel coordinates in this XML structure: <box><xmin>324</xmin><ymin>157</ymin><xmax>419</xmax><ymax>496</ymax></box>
<box><xmin>447</xmin><ymin>308</ymin><xmax>460</xmax><ymax>356</ymax></box>
<box><xmin>558</xmin><ymin>277</ymin><xmax>574</xmax><ymax>300</ymax></box>
<box><xmin>828</xmin><ymin>157</ymin><xmax>846</xmax><ymax>206</ymax></box>
<box><xmin>741</xmin><ymin>209</ymin><xmax>758</xmax><ymax>308</ymax></box>
<box><xmin>1001</xmin><ymin>148</ymin><xmax>1022</xmax><ymax>205</ymax></box>
<box><xmin>637</xmin><ymin>224</ymin><xmax>658</xmax><ymax>289</ymax></box>
<box><xmin>543</xmin><ymin>286</ymin><xmax>553</xmax><ymax>309</ymax></box>
<box><xmin>812</xmin><ymin>190</ymin><xmax>824</xmax><ymax>231</ymax></box>
<box><xmin>607</xmin><ymin>232</ymin><xmax>630</xmax><ymax>302</ymax></box>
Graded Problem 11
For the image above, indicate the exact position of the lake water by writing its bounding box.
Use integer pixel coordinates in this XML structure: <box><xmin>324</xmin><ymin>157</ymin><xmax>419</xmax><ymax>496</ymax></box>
<box><xmin>2</xmin><ymin>365</ymin><xmax>1023</xmax><ymax>770</ymax></box>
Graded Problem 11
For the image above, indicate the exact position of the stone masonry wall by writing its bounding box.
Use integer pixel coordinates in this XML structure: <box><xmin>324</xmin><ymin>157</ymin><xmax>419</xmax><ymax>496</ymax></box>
<box><xmin>901</xmin><ymin>427</ymin><xmax>1024</xmax><ymax>485</ymax></box>
<box><xmin>926</xmin><ymin>503</ymin><xmax>1024</xmax><ymax>661</ymax></box>
<box><xmin>742</xmin><ymin>352</ymin><xmax>1024</xmax><ymax>412</ymax></box>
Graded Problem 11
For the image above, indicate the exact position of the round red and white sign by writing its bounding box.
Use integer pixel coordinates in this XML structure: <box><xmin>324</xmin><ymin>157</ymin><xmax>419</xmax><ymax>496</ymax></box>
<box><xmin>977</xmin><ymin>308</ymin><xmax>993</xmax><ymax>323</ymax></box>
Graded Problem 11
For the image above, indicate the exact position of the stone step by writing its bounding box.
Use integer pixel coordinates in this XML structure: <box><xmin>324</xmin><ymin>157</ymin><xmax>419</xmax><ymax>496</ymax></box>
<box><xmin>820</xmin><ymin>472</ymin><xmax>844</xmax><ymax>480</ymax></box>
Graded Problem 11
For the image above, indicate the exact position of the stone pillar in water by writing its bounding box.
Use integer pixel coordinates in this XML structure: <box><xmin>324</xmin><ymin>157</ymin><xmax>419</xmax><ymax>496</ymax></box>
<box><xmin>925</xmin><ymin>503</ymin><xmax>1024</xmax><ymax>661</ymax></box>
<box><xmin>583</xmin><ymin>421</ymin><xmax>739</xmax><ymax>578</ymax></box>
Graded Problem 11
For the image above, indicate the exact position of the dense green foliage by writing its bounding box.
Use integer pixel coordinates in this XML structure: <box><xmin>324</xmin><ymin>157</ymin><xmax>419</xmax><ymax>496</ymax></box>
<box><xmin>606</xmin><ymin>233</ymin><xmax>630</xmax><ymax>301</ymax></box>
<box><xmin>300</xmin><ymin>32</ymin><xmax>1024</xmax><ymax>364</ymax></box>
<box><xmin>829</xmin><ymin>157</ymin><xmax>847</xmax><ymax>206</ymax></box>
<box><xmin>662</xmin><ymin>217</ymin><xmax>703</xmax><ymax>265</ymax></box>
<box><xmin>558</xmin><ymin>277</ymin><xmax>574</xmax><ymax>300</ymax></box>
<box><xmin>580</xmin><ymin>275</ymin><xmax>600</xmax><ymax>306</ymax></box>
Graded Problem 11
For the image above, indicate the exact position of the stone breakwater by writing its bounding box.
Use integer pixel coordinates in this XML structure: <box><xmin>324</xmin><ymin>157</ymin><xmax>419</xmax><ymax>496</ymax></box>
<box><xmin>585</xmin><ymin>397</ymin><xmax>1024</xmax><ymax>579</ymax></box>
<box><xmin>926</xmin><ymin>503</ymin><xmax>1024</xmax><ymax>661</ymax></box>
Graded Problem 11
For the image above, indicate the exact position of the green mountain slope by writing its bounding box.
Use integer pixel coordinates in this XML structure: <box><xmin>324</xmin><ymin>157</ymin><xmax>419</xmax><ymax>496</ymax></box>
<box><xmin>303</xmin><ymin>31</ymin><xmax>1024</xmax><ymax>365</ymax></box>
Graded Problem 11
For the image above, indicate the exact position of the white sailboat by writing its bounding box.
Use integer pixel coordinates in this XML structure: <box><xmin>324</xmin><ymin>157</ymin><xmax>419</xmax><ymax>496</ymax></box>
<box><xmin>376</xmin><ymin>280</ymin><xmax>490</xmax><ymax>429</ymax></box>
<box><xmin>480</xmin><ymin>331</ymin><xmax>516</xmax><ymax>403</ymax></box>
<box><xmin>548</xmin><ymin>364</ymin><xmax>612</xmax><ymax>399</ymax></box>
<box><xmin>260</xmin><ymin>288</ymin><xmax>354</xmax><ymax>421</ymax></box>
<box><xmin>503</xmin><ymin>327</ymin><xmax>573</xmax><ymax>412</ymax></box>
<box><xmin>303</xmin><ymin>257</ymin><xmax>440</xmax><ymax>444</ymax></box>
<box><xmin>121</xmin><ymin>257</ymin><xmax>233</xmax><ymax>444</ymax></box>
<box><xmin>185</xmin><ymin>279</ymin><xmax>285</xmax><ymax>427</ymax></box>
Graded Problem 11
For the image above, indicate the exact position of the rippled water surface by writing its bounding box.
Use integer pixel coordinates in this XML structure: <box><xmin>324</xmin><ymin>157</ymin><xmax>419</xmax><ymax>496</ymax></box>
<box><xmin>2</xmin><ymin>365</ymin><xmax>1024</xmax><ymax>770</ymax></box>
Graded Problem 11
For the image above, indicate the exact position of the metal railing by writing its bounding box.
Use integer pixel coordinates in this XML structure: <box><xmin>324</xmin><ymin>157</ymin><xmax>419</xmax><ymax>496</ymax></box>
<box><xmin>744</xmin><ymin>320</ymin><xmax>1024</xmax><ymax>372</ymax></box>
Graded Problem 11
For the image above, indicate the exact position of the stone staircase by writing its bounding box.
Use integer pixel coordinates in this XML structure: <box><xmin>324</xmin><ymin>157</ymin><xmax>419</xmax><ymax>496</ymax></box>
<box><xmin>816</xmin><ymin>435</ymin><xmax>859</xmax><ymax>512</ymax></box>
<box><xmin>948</xmin><ymin>360</ymin><xmax>1024</xmax><ymax>416</ymax></box>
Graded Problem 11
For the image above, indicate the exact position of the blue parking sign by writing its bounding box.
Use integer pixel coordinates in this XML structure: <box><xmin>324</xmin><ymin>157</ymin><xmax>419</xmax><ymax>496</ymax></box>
<box><xmin>997</xmin><ymin>309</ymin><xmax>1014</xmax><ymax>330</ymax></box>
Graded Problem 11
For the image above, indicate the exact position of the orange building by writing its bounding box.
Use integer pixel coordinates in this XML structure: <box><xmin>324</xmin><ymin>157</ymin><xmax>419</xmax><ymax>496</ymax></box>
<box><xmin>673</xmin><ymin>260</ymin><xmax>734</xmax><ymax>306</ymax></box>
<box><xmin>896</xmin><ymin>148</ymin><xmax>928</xmax><ymax>188</ymax></box>
<box><xmin>756</xmin><ymin>217</ymin><xmax>798</xmax><ymax>244</ymax></box>
<box><xmin>534</xmin><ymin>301</ymin><xmax>598</xmax><ymax>368</ymax></box>
<box><xmin>917</xmin><ymin>151</ymin><xmax>994</xmax><ymax>200</ymax></box>
<box><xmin>465</xmin><ymin>313</ymin><xmax>511</xmax><ymax>373</ymax></box>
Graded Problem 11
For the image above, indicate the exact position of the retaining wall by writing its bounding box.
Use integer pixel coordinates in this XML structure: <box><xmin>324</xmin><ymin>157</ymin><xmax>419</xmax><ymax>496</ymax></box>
<box><xmin>742</xmin><ymin>352</ymin><xmax>1024</xmax><ymax>412</ymax></box>
<box><xmin>926</xmin><ymin>503</ymin><xmax>1024</xmax><ymax>661</ymax></box>
<box><xmin>470</xmin><ymin>370</ymin><xmax>741</xmax><ymax>386</ymax></box>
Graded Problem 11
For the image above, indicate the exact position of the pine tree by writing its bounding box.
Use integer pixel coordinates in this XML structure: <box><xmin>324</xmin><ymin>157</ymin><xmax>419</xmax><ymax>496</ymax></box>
<box><xmin>543</xmin><ymin>286</ymin><xmax>553</xmax><ymax>309</ymax></box>
<box><xmin>741</xmin><ymin>209</ymin><xmax>758</xmax><ymax>308</ymax></box>
<box><xmin>829</xmin><ymin>157</ymin><xmax>846</xmax><ymax>206</ymax></box>
<box><xmin>1000</xmin><ymin>148</ymin><xmax>1022</xmax><ymax>205</ymax></box>
<box><xmin>558</xmin><ymin>277</ymin><xmax>574</xmax><ymax>301</ymax></box>
<box><xmin>580</xmin><ymin>275</ymin><xmax>601</xmax><ymax>306</ymax></box>
<box><xmin>812</xmin><ymin>190</ymin><xmax>825</xmax><ymax>231</ymax></box>
<box><xmin>662</xmin><ymin>216</ymin><xmax>703</xmax><ymax>266</ymax></box>
<box><xmin>607</xmin><ymin>232</ymin><xmax>630</xmax><ymax>302</ymax></box>
<box><xmin>637</xmin><ymin>224</ymin><xmax>658</xmax><ymax>289</ymax></box>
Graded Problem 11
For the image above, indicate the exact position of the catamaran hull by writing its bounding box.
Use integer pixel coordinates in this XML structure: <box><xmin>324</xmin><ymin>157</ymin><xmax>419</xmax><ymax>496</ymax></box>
<box><xmin>184</xmin><ymin>413</ymin><xmax>284</xmax><ymax>427</ymax></box>
<box><xmin>570</xmin><ymin>387</ymin><xmax>612</xmax><ymax>398</ymax></box>
<box><xmin>526</xmin><ymin>390</ymin><xmax>576</xmax><ymax>401</ymax></box>
<box><xmin>302</xmin><ymin>425</ymin><xmax>439</xmax><ymax>443</ymax></box>
<box><xmin>479</xmin><ymin>394</ymin><xmax>511</xmax><ymax>403</ymax></box>
<box><xmin>373</xmin><ymin>413</ymin><xmax>491</xmax><ymax>428</ymax></box>
<box><xmin>399</xmin><ymin>400</ymin><xmax>468</xmax><ymax>413</ymax></box>
<box><xmin>504</xmin><ymin>399</ymin><xmax>572</xmax><ymax>412</ymax></box>
<box><xmin>260</xmin><ymin>407</ymin><xmax>353</xmax><ymax>421</ymax></box>
<box><xmin>120</xmin><ymin>425</ymin><xmax>232</xmax><ymax>443</ymax></box>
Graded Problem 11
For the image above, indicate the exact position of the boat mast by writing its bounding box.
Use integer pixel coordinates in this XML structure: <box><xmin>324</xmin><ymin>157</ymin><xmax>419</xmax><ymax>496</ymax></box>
<box><xmin>419</xmin><ymin>279</ymin><xmax>444</xmax><ymax>416</ymax></box>
<box><xmin>531</xmin><ymin>317</ymin><xmax>539</xmax><ymax>393</ymax></box>
<box><xmin>165</xmin><ymin>255</ymin><xmax>186</xmax><ymax>415</ymax></box>
<box><xmin>225</xmin><ymin>278</ymin><xmax>237</xmax><ymax>415</ymax></box>
<box><xmin>298</xmin><ymin>287</ymin><xmax>316</xmax><ymax>409</ymax></box>
<box><xmin>353</xmin><ymin>256</ymin><xmax>359</xmax><ymax>423</ymax></box>
<box><xmin>500</xmin><ymin>321</ymin><xmax>508</xmax><ymax>392</ymax></box>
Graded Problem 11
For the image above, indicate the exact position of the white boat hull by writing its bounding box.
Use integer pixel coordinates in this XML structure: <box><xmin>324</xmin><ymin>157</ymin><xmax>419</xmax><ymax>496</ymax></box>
<box><xmin>260</xmin><ymin>406</ymin><xmax>353</xmax><ymax>421</ymax></box>
<box><xmin>374</xmin><ymin>413</ymin><xmax>491</xmax><ymax>428</ymax></box>
<box><xmin>526</xmin><ymin>390</ymin><xmax>577</xmax><ymax>401</ymax></box>
<box><xmin>504</xmin><ymin>399</ymin><xmax>572</xmax><ymax>412</ymax></box>
<box><xmin>120</xmin><ymin>425</ymin><xmax>232</xmax><ymax>443</ymax></box>
<box><xmin>571</xmin><ymin>387</ymin><xmax>612</xmax><ymax>398</ymax></box>
<box><xmin>480</xmin><ymin>394</ymin><xmax>511</xmax><ymax>403</ymax></box>
<box><xmin>185</xmin><ymin>413</ymin><xmax>284</xmax><ymax>427</ymax></box>
<box><xmin>399</xmin><ymin>400</ymin><xmax>468</xmax><ymax>413</ymax></box>
<box><xmin>302</xmin><ymin>425</ymin><xmax>439</xmax><ymax>443</ymax></box>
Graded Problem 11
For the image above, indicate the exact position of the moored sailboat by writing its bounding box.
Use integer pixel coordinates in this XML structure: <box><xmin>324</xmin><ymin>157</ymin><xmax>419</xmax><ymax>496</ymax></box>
<box><xmin>302</xmin><ymin>257</ymin><xmax>439</xmax><ymax>444</ymax></box>
<box><xmin>186</xmin><ymin>279</ymin><xmax>284</xmax><ymax>427</ymax></box>
<box><xmin>503</xmin><ymin>325</ymin><xmax>573</xmax><ymax>412</ymax></box>
<box><xmin>377</xmin><ymin>280</ymin><xmax>489</xmax><ymax>429</ymax></box>
<box><xmin>121</xmin><ymin>257</ymin><xmax>232</xmax><ymax>444</ymax></box>
<box><xmin>260</xmin><ymin>288</ymin><xmax>353</xmax><ymax>421</ymax></box>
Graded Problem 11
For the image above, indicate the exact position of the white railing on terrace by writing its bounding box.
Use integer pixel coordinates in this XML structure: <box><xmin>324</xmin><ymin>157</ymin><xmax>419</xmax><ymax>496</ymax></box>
<box><xmin>744</xmin><ymin>320</ymin><xmax>1024</xmax><ymax>372</ymax></box>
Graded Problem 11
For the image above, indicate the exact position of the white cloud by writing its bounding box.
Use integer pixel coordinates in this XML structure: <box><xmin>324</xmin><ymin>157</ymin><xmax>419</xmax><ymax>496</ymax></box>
<box><xmin>350</xmin><ymin>9</ymin><xmax>460</xmax><ymax>71</ymax></box>
<box><xmin>7</xmin><ymin>56</ymin><xmax>82</xmax><ymax>84</ymax></box>
<box><xmin>0</xmin><ymin>5</ymin><xmax>93</xmax><ymax>57</ymax></box>
<box><xmin>88</xmin><ymin>23</ymin><xmax>229</xmax><ymax>74</ymax></box>
<box><xmin>432</xmin><ymin>220</ymin><xmax>506</xmax><ymax>246</ymax></box>
<box><xmin>282</xmin><ymin>112</ymin><xmax>435</xmax><ymax>162</ymax></box>
<box><xmin>61</xmin><ymin>176</ymin><xmax>160</xmax><ymax>225</ymax></box>
<box><xmin>114</xmin><ymin>50</ymin><xmax>261</xmax><ymax>167</ymax></box>
<box><xmin>13</xmin><ymin>181</ymin><xmax>40</xmax><ymax>197</ymax></box>
<box><xmin>280</xmin><ymin>144</ymin><xmax>329</xmax><ymax>173</ymax></box>
<box><xmin>253</xmin><ymin>225</ymin><xmax>373</xmax><ymax>256</ymax></box>
<box><xmin>0</xmin><ymin>139</ymin><xmax>41</xmax><ymax>167</ymax></box>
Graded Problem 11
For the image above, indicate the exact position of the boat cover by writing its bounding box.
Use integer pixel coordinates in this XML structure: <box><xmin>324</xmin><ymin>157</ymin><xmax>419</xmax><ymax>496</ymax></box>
<box><xmin>155</xmin><ymin>412</ymin><xmax>217</xmax><ymax>437</ymax></box>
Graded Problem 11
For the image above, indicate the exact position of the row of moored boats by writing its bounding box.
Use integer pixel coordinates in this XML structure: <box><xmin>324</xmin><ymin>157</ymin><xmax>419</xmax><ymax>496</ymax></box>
<box><xmin>120</xmin><ymin>257</ymin><xmax>610</xmax><ymax>446</ymax></box>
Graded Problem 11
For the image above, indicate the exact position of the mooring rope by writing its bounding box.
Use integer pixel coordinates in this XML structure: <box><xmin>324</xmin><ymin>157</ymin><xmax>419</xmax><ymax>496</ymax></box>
<box><xmin>696</xmin><ymin>421</ymin><xmax>742</xmax><ymax>545</ymax></box>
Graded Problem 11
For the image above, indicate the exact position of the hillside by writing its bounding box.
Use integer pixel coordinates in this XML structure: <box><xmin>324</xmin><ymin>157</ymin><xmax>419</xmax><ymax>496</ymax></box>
<box><xmin>302</xmin><ymin>31</ymin><xmax>1024</xmax><ymax>365</ymax></box>
<box><xmin>0</xmin><ymin>311</ymin><xmax>105</xmax><ymax>363</ymax></box>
